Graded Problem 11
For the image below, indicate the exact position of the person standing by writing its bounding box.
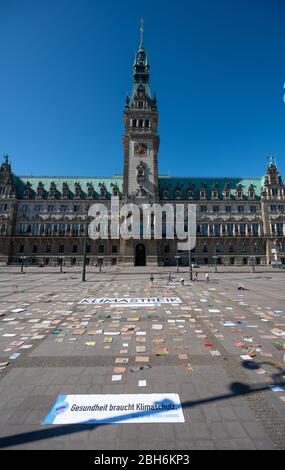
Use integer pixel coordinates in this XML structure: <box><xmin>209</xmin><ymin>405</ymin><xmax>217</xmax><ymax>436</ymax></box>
<box><xmin>180</xmin><ymin>278</ymin><xmax>185</xmax><ymax>286</ymax></box>
<box><xmin>205</xmin><ymin>273</ymin><xmax>209</xmax><ymax>283</ymax></box>
<box><xmin>150</xmin><ymin>274</ymin><xmax>154</xmax><ymax>287</ymax></box>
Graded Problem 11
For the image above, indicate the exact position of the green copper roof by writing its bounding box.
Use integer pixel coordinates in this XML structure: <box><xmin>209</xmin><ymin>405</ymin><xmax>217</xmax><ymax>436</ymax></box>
<box><xmin>13</xmin><ymin>174</ymin><xmax>265</xmax><ymax>200</ymax></box>
<box><xmin>14</xmin><ymin>175</ymin><xmax>123</xmax><ymax>199</ymax></box>
<box><xmin>158</xmin><ymin>176</ymin><xmax>264</xmax><ymax>200</ymax></box>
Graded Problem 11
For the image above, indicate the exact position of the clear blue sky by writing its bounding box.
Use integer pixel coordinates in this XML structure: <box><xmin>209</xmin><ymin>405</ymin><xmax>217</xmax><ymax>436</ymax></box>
<box><xmin>0</xmin><ymin>0</ymin><xmax>284</xmax><ymax>178</ymax></box>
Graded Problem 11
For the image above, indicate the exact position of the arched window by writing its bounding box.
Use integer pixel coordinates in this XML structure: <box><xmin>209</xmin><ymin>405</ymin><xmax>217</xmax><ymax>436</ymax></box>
<box><xmin>254</xmin><ymin>242</ymin><xmax>260</xmax><ymax>253</ymax></box>
<box><xmin>215</xmin><ymin>242</ymin><xmax>221</xmax><ymax>254</ymax></box>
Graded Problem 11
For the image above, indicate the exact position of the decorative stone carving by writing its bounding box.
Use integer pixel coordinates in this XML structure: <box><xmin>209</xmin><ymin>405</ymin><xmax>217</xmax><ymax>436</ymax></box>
<box><xmin>48</xmin><ymin>181</ymin><xmax>57</xmax><ymax>199</ymax></box>
<box><xmin>23</xmin><ymin>182</ymin><xmax>32</xmax><ymax>199</ymax></box>
<box><xmin>136</xmin><ymin>161</ymin><xmax>146</xmax><ymax>183</ymax></box>
<box><xmin>99</xmin><ymin>182</ymin><xmax>107</xmax><ymax>199</ymax></box>
<box><xmin>111</xmin><ymin>183</ymin><xmax>119</xmax><ymax>196</ymax></box>
<box><xmin>74</xmin><ymin>182</ymin><xmax>82</xmax><ymax>199</ymax></box>
<box><xmin>36</xmin><ymin>181</ymin><xmax>45</xmax><ymax>199</ymax></box>
<box><xmin>134</xmin><ymin>185</ymin><xmax>147</xmax><ymax>198</ymax></box>
<box><xmin>62</xmin><ymin>182</ymin><xmax>70</xmax><ymax>199</ymax></box>
<box><xmin>87</xmin><ymin>182</ymin><xmax>95</xmax><ymax>199</ymax></box>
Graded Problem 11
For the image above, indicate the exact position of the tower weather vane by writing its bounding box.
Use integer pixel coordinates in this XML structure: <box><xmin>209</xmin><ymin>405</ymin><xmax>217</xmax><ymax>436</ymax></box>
<box><xmin>140</xmin><ymin>18</ymin><xmax>144</xmax><ymax>43</ymax></box>
<box><xmin>267</xmin><ymin>155</ymin><xmax>276</xmax><ymax>165</ymax></box>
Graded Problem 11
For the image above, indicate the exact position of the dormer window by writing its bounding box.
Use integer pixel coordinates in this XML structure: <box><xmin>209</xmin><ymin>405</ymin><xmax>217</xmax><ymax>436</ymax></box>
<box><xmin>175</xmin><ymin>187</ymin><xmax>182</xmax><ymax>199</ymax></box>
<box><xmin>248</xmin><ymin>184</ymin><xmax>255</xmax><ymax>199</ymax></box>
<box><xmin>236</xmin><ymin>184</ymin><xmax>243</xmax><ymax>200</ymax></box>
<box><xmin>211</xmin><ymin>183</ymin><xmax>218</xmax><ymax>200</ymax></box>
<box><xmin>200</xmin><ymin>184</ymin><xmax>207</xmax><ymax>200</ymax></box>
<box><xmin>162</xmin><ymin>187</ymin><xmax>169</xmax><ymax>200</ymax></box>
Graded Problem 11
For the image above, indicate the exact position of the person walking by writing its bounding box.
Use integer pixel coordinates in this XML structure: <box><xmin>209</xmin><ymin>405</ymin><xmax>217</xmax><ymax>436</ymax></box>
<box><xmin>168</xmin><ymin>272</ymin><xmax>172</xmax><ymax>283</ymax></box>
<box><xmin>194</xmin><ymin>272</ymin><xmax>198</xmax><ymax>282</ymax></box>
<box><xmin>150</xmin><ymin>274</ymin><xmax>154</xmax><ymax>287</ymax></box>
<box><xmin>180</xmin><ymin>278</ymin><xmax>185</xmax><ymax>286</ymax></box>
<box><xmin>205</xmin><ymin>273</ymin><xmax>209</xmax><ymax>283</ymax></box>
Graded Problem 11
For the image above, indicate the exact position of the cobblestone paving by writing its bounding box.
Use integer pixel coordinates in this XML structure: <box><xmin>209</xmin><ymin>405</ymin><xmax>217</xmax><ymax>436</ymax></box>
<box><xmin>0</xmin><ymin>266</ymin><xmax>284</xmax><ymax>449</ymax></box>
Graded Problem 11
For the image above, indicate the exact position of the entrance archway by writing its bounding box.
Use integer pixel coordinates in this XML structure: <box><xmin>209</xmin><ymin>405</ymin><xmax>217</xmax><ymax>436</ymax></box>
<box><xmin>135</xmin><ymin>244</ymin><xmax>146</xmax><ymax>266</ymax></box>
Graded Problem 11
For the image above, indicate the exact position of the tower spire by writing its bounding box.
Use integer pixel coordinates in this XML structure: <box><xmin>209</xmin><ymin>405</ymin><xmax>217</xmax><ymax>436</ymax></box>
<box><xmin>139</xmin><ymin>18</ymin><xmax>144</xmax><ymax>50</ymax></box>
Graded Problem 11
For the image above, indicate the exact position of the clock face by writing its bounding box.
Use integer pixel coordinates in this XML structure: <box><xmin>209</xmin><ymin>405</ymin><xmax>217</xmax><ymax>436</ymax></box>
<box><xmin>134</xmin><ymin>143</ymin><xmax>148</xmax><ymax>156</ymax></box>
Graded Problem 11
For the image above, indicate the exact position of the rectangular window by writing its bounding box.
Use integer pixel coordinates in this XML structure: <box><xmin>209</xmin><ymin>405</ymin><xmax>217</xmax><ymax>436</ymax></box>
<box><xmin>238</xmin><ymin>206</ymin><xmax>244</xmax><ymax>213</ymax></box>
<box><xmin>19</xmin><ymin>223</ymin><xmax>28</xmax><ymax>234</ymax></box>
<box><xmin>59</xmin><ymin>245</ymin><xmax>64</xmax><ymax>253</ymax></box>
<box><xmin>276</xmin><ymin>223</ymin><xmax>283</xmax><ymax>236</ymax></box>
<box><xmin>227</xmin><ymin>224</ymin><xmax>233</xmax><ymax>236</ymax></box>
<box><xmin>73</xmin><ymin>205</ymin><xmax>80</xmax><ymax>212</ymax></box>
<box><xmin>72</xmin><ymin>224</ymin><xmax>80</xmax><ymax>236</ymax></box>
<box><xmin>32</xmin><ymin>224</ymin><xmax>41</xmax><ymax>236</ymax></box>
<box><xmin>72</xmin><ymin>245</ymin><xmax>78</xmax><ymax>253</ymax></box>
<box><xmin>46</xmin><ymin>224</ymin><xmax>53</xmax><ymax>236</ymax></box>
<box><xmin>214</xmin><ymin>224</ymin><xmax>221</xmax><ymax>236</ymax></box>
<box><xmin>99</xmin><ymin>244</ymin><xmax>104</xmax><ymax>254</ymax></box>
<box><xmin>225</xmin><ymin>206</ymin><xmax>231</xmax><ymax>213</ymax></box>
<box><xmin>250</xmin><ymin>206</ymin><xmax>257</xmax><ymax>213</ymax></box>
<box><xmin>200</xmin><ymin>206</ymin><xmax>207</xmax><ymax>213</ymax></box>
<box><xmin>59</xmin><ymin>224</ymin><xmax>66</xmax><ymax>236</ymax></box>
<box><xmin>48</xmin><ymin>205</ymin><xmax>56</xmax><ymax>212</ymax></box>
<box><xmin>201</xmin><ymin>224</ymin><xmax>208</xmax><ymax>236</ymax></box>
<box><xmin>252</xmin><ymin>224</ymin><xmax>259</xmax><ymax>236</ymax></box>
<box><xmin>112</xmin><ymin>245</ymin><xmax>118</xmax><ymax>253</ymax></box>
<box><xmin>60</xmin><ymin>205</ymin><xmax>68</xmax><ymax>212</ymax></box>
<box><xmin>213</xmin><ymin>206</ymin><xmax>219</xmax><ymax>213</ymax></box>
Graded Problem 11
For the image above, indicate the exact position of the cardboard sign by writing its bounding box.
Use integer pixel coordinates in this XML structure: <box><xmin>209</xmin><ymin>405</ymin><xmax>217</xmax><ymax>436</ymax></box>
<box><xmin>79</xmin><ymin>297</ymin><xmax>182</xmax><ymax>306</ymax></box>
<box><xmin>44</xmin><ymin>394</ymin><xmax>185</xmax><ymax>424</ymax></box>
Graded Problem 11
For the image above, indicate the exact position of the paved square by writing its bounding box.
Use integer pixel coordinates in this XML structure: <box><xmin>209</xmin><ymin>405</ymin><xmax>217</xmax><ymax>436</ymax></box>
<box><xmin>0</xmin><ymin>266</ymin><xmax>284</xmax><ymax>449</ymax></box>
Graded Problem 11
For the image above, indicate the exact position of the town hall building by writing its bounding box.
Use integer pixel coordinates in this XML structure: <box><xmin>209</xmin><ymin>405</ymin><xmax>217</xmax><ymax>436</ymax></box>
<box><xmin>0</xmin><ymin>28</ymin><xmax>285</xmax><ymax>267</ymax></box>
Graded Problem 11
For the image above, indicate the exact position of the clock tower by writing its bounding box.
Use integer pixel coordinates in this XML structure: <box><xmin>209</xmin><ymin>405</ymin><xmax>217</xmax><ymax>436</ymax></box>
<box><xmin>122</xmin><ymin>21</ymin><xmax>160</xmax><ymax>202</ymax></box>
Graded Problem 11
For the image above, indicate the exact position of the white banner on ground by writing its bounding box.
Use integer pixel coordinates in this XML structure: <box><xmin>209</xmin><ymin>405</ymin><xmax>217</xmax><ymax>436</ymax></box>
<box><xmin>44</xmin><ymin>394</ymin><xmax>185</xmax><ymax>424</ymax></box>
<box><xmin>79</xmin><ymin>297</ymin><xmax>182</xmax><ymax>305</ymax></box>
